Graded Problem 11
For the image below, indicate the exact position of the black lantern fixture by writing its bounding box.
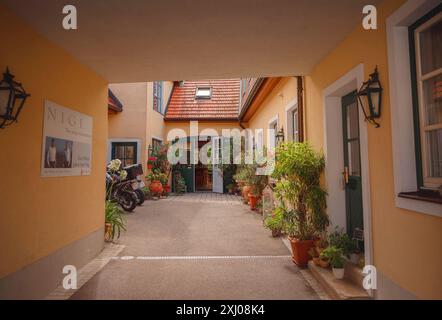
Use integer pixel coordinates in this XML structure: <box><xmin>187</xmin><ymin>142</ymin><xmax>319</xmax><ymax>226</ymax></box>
<box><xmin>357</xmin><ymin>66</ymin><xmax>382</xmax><ymax>128</ymax></box>
<box><xmin>0</xmin><ymin>68</ymin><xmax>31</xmax><ymax>129</ymax></box>
<box><xmin>275</xmin><ymin>127</ymin><xmax>285</xmax><ymax>144</ymax></box>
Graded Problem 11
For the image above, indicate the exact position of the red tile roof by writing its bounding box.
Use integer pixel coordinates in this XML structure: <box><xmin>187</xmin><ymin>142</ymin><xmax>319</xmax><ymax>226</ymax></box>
<box><xmin>165</xmin><ymin>79</ymin><xmax>240</xmax><ymax>120</ymax></box>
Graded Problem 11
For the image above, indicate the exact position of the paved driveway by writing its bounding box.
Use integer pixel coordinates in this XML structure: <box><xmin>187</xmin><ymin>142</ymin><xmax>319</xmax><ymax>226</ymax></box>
<box><xmin>71</xmin><ymin>194</ymin><xmax>319</xmax><ymax>300</ymax></box>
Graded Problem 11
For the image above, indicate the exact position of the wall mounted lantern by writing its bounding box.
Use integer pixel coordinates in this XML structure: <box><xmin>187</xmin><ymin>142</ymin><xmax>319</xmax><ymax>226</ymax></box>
<box><xmin>357</xmin><ymin>67</ymin><xmax>382</xmax><ymax>128</ymax></box>
<box><xmin>0</xmin><ymin>68</ymin><xmax>31</xmax><ymax>129</ymax></box>
<box><xmin>275</xmin><ymin>127</ymin><xmax>285</xmax><ymax>144</ymax></box>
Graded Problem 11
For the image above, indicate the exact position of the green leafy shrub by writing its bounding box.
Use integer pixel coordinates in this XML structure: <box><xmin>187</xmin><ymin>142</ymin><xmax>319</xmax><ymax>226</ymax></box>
<box><xmin>328</xmin><ymin>227</ymin><xmax>359</xmax><ymax>256</ymax></box>
<box><xmin>272</xmin><ymin>142</ymin><xmax>329</xmax><ymax>240</ymax></box>
<box><xmin>264</xmin><ymin>208</ymin><xmax>284</xmax><ymax>231</ymax></box>
<box><xmin>105</xmin><ymin>200</ymin><xmax>126</xmax><ymax>240</ymax></box>
<box><xmin>320</xmin><ymin>246</ymin><xmax>345</xmax><ymax>268</ymax></box>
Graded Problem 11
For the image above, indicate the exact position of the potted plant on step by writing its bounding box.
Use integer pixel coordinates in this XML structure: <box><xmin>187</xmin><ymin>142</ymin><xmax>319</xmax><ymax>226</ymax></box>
<box><xmin>328</xmin><ymin>227</ymin><xmax>360</xmax><ymax>264</ymax></box>
<box><xmin>320</xmin><ymin>246</ymin><xmax>346</xmax><ymax>279</ymax></box>
<box><xmin>272</xmin><ymin>142</ymin><xmax>329</xmax><ymax>267</ymax></box>
<box><xmin>105</xmin><ymin>200</ymin><xmax>126</xmax><ymax>242</ymax></box>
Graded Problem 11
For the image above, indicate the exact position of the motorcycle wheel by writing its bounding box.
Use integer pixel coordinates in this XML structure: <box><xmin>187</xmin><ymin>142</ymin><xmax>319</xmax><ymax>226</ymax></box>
<box><xmin>134</xmin><ymin>189</ymin><xmax>145</xmax><ymax>205</ymax></box>
<box><xmin>119</xmin><ymin>191</ymin><xmax>137</xmax><ymax>212</ymax></box>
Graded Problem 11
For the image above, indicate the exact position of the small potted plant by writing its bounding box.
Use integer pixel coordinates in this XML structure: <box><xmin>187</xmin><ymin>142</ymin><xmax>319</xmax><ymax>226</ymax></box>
<box><xmin>264</xmin><ymin>208</ymin><xmax>283</xmax><ymax>237</ymax></box>
<box><xmin>147</xmin><ymin>170</ymin><xmax>164</xmax><ymax>196</ymax></box>
<box><xmin>328</xmin><ymin>226</ymin><xmax>360</xmax><ymax>264</ymax></box>
<box><xmin>248</xmin><ymin>187</ymin><xmax>260</xmax><ymax>210</ymax></box>
<box><xmin>320</xmin><ymin>246</ymin><xmax>346</xmax><ymax>279</ymax></box>
<box><xmin>309</xmin><ymin>248</ymin><xmax>321</xmax><ymax>266</ymax></box>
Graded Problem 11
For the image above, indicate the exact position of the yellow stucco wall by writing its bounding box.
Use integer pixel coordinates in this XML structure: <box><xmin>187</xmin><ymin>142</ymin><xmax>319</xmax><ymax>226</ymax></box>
<box><xmin>0</xmin><ymin>6</ymin><xmax>108</xmax><ymax>277</ymax></box>
<box><xmin>146</xmin><ymin>81</ymin><xmax>173</xmax><ymax>147</ymax></box>
<box><xmin>303</xmin><ymin>0</ymin><xmax>442</xmax><ymax>299</ymax></box>
<box><xmin>246</xmin><ymin>77</ymin><xmax>297</xmax><ymax>141</ymax></box>
<box><xmin>108</xmin><ymin>83</ymin><xmax>148</xmax><ymax>169</ymax></box>
<box><xmin>108</xmin><ymin>81</ymin><xmax>173</xmax><ymax>173</ymax></box>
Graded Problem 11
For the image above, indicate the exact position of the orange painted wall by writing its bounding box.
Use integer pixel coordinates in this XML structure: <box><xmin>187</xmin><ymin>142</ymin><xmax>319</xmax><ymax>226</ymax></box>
<box><xmin>0</xmin><ymin>6</ymin><xmax>108</xmax><ymax>278</ymax></box>
<box><xmin>304</xmin><ymin>0</ymin><xmax>442</xmax><ymax>298</ymax></box>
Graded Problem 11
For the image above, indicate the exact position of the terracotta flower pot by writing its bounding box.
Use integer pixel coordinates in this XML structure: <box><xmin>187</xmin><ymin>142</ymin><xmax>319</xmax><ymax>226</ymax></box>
<box><xmin>104</xmin><ymin>223</ymin><xmax>112</xmax><ymax>242</ymax></box>
<box><xmin>312</xmin><ymin>256</ymin><xmax>321</xmax><ymax>266</ymax></box>
<box><xmin>149</xmin><ymin>180</ymin><xmax>163</xmax><ymax>194</ymax></box>
<box><xmin>248</xmin><ymin>193</ymin><xmax>259</xmax><ymax>210</ymax></box>
<box><xmin>288</xmin><ymin>237</ymin><xmax>316</xmax><ymax>267</ymax></box>
<box><xmin>242</xmin><ymin>185</ymin><xmax>252</xmax><ymax>203</ymax></box>
<box><xmin>147</xmin><ymin>164</ymin><xmax>153</xmax><ymax>170</ymax></box>
<box><xmin>318</xmin><ymin>258</ymin><xmax>330</xmax><ymax>268</ymax></box>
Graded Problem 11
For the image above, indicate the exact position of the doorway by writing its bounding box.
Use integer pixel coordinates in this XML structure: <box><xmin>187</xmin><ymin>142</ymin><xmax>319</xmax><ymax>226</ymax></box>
<box><xmin>323</xmin><ymin>64</ymin><xmax>373</xmax><ymax>266</ymax></box>
<box><xmin>342</xmin><ymin>91</ymin><xmax>364</xmax><ymax>249</ymax></box>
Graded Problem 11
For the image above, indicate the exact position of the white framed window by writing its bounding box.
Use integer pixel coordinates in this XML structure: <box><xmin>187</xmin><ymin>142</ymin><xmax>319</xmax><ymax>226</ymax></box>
<box><xmin>268</xmin><ymin>115</ymin><xmax>278</xmax><ymax>150</ymax></box>
<box><xmin>387</xmin><ymin>0</ymin><xmax>442</xmax><ymax>217</ymax></box>
<box><xmin>195</xmin><ymin>87</ymin><xmax>212</xmax><ymax>99</ymax></box>
<box><xmin>285</xmin><ymin>99</ymin><xmax>299</xmax><ymax>142</ymax></box>
<box><xmin>412</xmin><ymin>10</ymin><xmax>442</xmax><ymax>188</ymax></box>
<box><xmin>153</xmin><ymin>81</ymin><xmax>163</xmax><ymax>113</ymax></box>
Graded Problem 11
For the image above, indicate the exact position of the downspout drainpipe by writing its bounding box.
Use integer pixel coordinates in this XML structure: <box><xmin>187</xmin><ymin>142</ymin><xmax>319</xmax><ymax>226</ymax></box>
<box><xmin>296</xmin><ymin>76</ymin><xmax>305</xmax><ymax>142</ymax></box>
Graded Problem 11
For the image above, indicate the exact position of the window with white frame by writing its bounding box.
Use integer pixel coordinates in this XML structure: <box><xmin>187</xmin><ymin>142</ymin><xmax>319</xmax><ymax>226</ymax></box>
<box><xmin>195</xmin><ymin>87</ymin><xmax>212</xmax><ymax>99</ymax></box>
<box><xmin>410</xmin><ymin>9</ymin><xmax>442</xmax><ymax>189</ymax></box>
<box><xmin>153</xmin><ymin>81</ymin><xmax>163</xmax><ymax>113</ymax></box>
<box><xmin>292</xmin><ymin>108</ymin><xmax>299</xmax><ymax>142</ymax></box>
<box><xmin>285</xmin><ymin>100</ymin><xmax>299</xmax><ymax>142</ymax></box>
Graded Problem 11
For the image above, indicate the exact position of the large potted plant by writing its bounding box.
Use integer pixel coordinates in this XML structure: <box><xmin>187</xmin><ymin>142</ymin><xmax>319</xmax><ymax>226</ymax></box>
<box><xmin>273</xmin><ymin>142</ymin><xmax>329</xmax><ymax>267</ymax></box>
<box><xmin>233</xmin><ymin>165</ymin><xmax>252</xmax><ymax>204</ymax></box>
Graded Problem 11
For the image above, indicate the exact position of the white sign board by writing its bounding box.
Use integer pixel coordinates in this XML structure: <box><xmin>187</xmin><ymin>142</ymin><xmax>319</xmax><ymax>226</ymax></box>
<box><xmin>41</xmin><ymin>100</ymin><xmax>93</xmax><ymax>177</ymax></box>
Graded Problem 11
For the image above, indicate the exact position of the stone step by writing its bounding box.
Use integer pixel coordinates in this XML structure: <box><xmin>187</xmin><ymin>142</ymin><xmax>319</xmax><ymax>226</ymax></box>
<box><xmin>308</xmin><ymin>261</ymin><xmax>371</xmax><ymax>300</ymax></box>
<box><xmin>345</xmin><ymin>261</ymin><xmax>364</xmax><ymax>287</ymax></box>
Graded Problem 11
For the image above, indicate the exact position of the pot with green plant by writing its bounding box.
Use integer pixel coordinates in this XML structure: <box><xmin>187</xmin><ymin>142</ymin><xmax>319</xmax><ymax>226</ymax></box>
<box><xmin>147</xmin><ymin>170</ymin><xmax>164</xmax><ymax>196</ymax></box>
<box><xmin>328</xmin><ymin>227</ymin><xmax>360</xmax><ymax>264</ymax></box>
<box><xmin>105</xmin><ymin>200</ymin><xmax>126</xmax><ymax>242</ymax></box>
<box><xmin>245</xmin><ymin>163</ymin><xmax>268</xmax><ymax>211</ymax></box>
<box><xmin>264</xmin><ymin>207</ymin><xmax>284</xmax><ymax>237</ymax></box>
<box><xmin>320</xmin><ymin>246</ymin><xmax>346</xmax><ymax>279</ymax></box>
<box><xmin>272</xmin><ymin>142</ymin><xmax>329</xmax><ymax>267</ymax></box>
<box><xmin>226</xmin><ymin>183</ymin><xmax>235</xmax><ymax>195</ymax></box>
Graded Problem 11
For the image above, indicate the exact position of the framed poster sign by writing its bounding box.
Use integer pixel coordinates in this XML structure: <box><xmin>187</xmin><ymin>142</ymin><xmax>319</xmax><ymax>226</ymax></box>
<box><xmin>41</xmin><ymin>100</ymin><xmax>93</xmax><ymax>177</ymax></box>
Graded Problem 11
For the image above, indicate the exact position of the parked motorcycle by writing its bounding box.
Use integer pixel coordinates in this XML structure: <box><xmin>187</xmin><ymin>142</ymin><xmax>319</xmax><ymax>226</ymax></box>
<box><xmin>106</xmin><ymin>171</ymin><xmax>138</xmax><ymax>212</ymax></box>
<box><xmin>123</xmin><ymin>164</ymin><xmax>145</xmax><ymax>205</ymax></box>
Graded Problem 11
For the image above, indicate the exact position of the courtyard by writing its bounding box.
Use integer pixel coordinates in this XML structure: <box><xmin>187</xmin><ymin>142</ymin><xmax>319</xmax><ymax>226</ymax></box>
<box><xmin>68</xmin><ymin>194</ymin><xmax>320</xmax><ymax>300</ymax></box>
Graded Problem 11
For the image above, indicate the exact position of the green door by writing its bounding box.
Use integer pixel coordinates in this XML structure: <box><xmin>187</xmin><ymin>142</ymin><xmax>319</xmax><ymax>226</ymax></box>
<box><xmin>342</xmin><ymin>92</ymin><xmax>364</xmax><ymax>244</ymax></box>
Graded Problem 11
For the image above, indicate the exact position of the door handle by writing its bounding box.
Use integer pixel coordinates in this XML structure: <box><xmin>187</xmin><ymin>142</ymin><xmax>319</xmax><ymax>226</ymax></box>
<box><xmin>342</xmin><ymin>166</ymin><xmax>349</xmax><ymax>185</ymax></box>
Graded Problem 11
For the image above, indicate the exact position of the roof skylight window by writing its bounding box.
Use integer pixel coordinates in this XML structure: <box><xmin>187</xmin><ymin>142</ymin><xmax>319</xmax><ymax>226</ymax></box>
<box><xmin>195</xmin><ymin>87</ymin><xmax>212</xmax><ymax>99</ymax></box>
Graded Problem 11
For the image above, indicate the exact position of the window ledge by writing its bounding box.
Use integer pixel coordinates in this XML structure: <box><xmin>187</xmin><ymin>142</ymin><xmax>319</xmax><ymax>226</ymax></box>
<box><xmin>398</xmin><ymin>190</ymin><xmax>442</xmax><ymax>205</ymax></box>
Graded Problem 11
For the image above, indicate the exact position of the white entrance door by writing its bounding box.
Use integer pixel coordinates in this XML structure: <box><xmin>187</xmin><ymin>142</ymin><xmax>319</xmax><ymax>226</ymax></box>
<box><xmin>212</xmin><ymin>136</ymin><xmax>223</xmax><ymax>193</ymax></box>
